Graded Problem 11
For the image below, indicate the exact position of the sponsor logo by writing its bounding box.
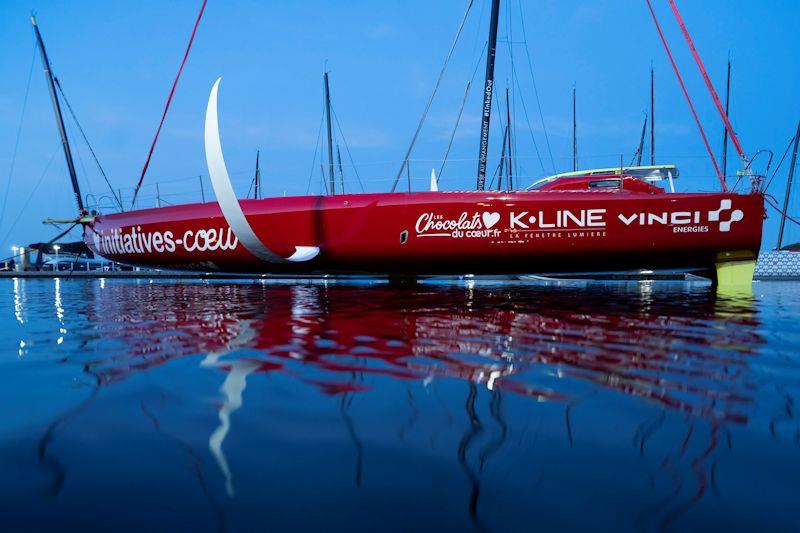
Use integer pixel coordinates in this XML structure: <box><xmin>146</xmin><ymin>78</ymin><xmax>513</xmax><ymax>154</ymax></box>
<box><xmin>413</xmin><ymin>200</ymin><xmax>743</xmax><ymax>243</ymax></box>
<box><xmin>618</xmin><ymin>199</ymin><xmax>744</xmax><ymax>233</ymax></box>
<box><xmin>708</xmin><ymin>199</ymin><xmax>744</xmax><ymax>232</ymax></box>
<box><xmin>414</xmin><ymin>209</ymin><xmax>607</xmax><ymax>240</ymax></box>
<box><xmin>415</xmin><ymin>212</ymin><xmax>502</xmax><ymax>239</ymax></box>
<box><xmin>482</xmin><ymin>211</ymin><xmax>500</xmax><ymax>229</ymax></box>
<box><xmin>509</xmin><ymin>209</ymin><xmax>606</xmax><ymax>230</ymax></box>
<box><xmin>93</xmin><ymin>226</ymin><xmax>238</xmax><ymax>256</ymax></box>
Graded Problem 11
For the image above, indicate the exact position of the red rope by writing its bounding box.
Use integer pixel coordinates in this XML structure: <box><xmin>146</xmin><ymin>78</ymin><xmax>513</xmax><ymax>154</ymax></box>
<box><xmin>668</xmin><ymin>0</ymin><xmax>746</xmax><ymax>165</ymax></box>
<box><xmin>644</xmin><ymin>0</ymin><xmax>727</xmax><ymax>192</ymax></box>
<box><xmin>130</xmin><ymin>0</ymin><xmax>208</xmax><ymax>208</ymax></box>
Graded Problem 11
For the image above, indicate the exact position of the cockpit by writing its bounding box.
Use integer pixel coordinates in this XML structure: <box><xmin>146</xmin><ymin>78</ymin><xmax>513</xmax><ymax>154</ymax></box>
<box><xmin>526</xmin><ymin>165</ymin><xmax>679</xmax><ymax>193</ymax></box>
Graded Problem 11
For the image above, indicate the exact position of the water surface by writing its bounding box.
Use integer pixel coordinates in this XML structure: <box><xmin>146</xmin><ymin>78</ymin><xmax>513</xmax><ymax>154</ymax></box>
<box><xmin>1</xmin><ymin>278</ymin><xmax>799</xmax><ymax>531</ymax></box>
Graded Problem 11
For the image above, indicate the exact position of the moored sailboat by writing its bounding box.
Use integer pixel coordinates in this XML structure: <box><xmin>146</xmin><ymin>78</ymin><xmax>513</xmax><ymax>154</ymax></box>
<box><xmin>33</xmin><ymin>2</ymin><xmax>765</xmax><ymax>286</ymax></box>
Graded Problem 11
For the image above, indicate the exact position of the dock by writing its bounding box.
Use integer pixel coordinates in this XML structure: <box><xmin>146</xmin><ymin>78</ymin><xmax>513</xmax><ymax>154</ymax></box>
<box><xmin>0</xmin><ymin>270</ymin><xmax>265</xmax><ymax>280</ymax></box>
<box><xmin>753</xmin><ymin>250</ymin><xmax>800</xmax><ymax>280</ymax></box>
<box><xmin>1</xmin><ymin>250</ymin><xmax>797</xmax><ymax>282</ymax></box>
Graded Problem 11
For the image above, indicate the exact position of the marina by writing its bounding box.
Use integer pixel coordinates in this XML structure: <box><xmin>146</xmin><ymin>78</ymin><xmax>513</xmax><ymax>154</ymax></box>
<box><xmin>3</xmin><ymin>2</ymin><xmax>799</xmax><ymax>285</ymax></box>
<box><xmin>1</xmin><ymin>0</ymin><xmax>799</xmax><ymax>531</ymax></box>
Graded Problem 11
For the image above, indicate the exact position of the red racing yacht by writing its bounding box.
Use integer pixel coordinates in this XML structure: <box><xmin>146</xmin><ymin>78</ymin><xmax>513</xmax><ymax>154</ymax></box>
<box><xmin>34</xmin><ymin>1</ymin><xmax>764</xmax><ymax>286</ymax></box>
<box><xmin>84</xmin><ymin>163</ymin><xmax>764</xmax><ymax>281</ymax></box>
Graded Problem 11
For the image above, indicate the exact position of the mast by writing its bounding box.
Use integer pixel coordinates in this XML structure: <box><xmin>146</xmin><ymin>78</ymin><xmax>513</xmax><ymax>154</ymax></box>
<box><xmin>324</xmin><ymin>71</ymin><xmax>335</xmax><ymax>195</ymax></box>
<box><xmin>721</xmin><ymin>57</ymin><xmax>731</xmax><ymax>183</ymax></box>
<box><xmin>505</xmin><ymin>87</ymin><xmax>513</xmax><ymax>189</ymax></box>
<box><xmin>777</xmin><ymin>120</ymin><xmax>800</xmax><ymax>250</ymax></box>
<box><xmin>254</xmin><ymin>149</ymin><xmax>261</xmax><ymax>200</ymax></box>
<box><xmin>650</xmin><ymin>65</ymin><xmax>655</xmax><ymax>165</ymax></box>
<box><xmin>31</xmin><ymin>16</ymin><xmax>84</xmax><ymax>212</ymax></box>
<box><xmin>476</xmin><ymin>0</ymin><xmax>501</xmax><ymax>190</ymax></box>
<box><xmin>572</xmin><ymin>85</ymin><xmax>578</xmax><ymax>172</ymax></box>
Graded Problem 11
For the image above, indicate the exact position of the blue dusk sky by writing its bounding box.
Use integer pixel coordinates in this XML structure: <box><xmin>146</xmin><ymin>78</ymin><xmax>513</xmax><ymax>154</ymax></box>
<box><xmin>0</xmin><ymin>0</ymin><xmax>798</xmax><ymax>250</ymax></box>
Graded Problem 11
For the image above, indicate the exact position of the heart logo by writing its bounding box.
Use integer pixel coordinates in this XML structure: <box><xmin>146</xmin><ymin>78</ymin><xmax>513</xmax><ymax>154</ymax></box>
<box><xmin>482</xmin><ymin>212</ymin><xmax>500</xmax><ymax>229</ymax></box>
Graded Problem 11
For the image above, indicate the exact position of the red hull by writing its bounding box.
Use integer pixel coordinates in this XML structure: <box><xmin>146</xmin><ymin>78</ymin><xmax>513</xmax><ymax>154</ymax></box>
<box><xmin>84</xmin><ymin>190</ymin><xmax>764</xmax><ymax>275</ymax></box>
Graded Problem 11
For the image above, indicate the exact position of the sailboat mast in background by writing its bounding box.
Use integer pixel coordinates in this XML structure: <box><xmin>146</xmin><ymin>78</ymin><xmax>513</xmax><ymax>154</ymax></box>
<box><xmin>505</xmin><ymin>87</ymin><xmax>513</xmax><ymax>190</ymax></box>
<box><xmin>31</xmin><ymin>16</ymin><xmax>85</xmax><ymax>212</ymax></box>
<box><xmin>324</xmin><ymin>71</ymin><xmax>335</xmax><ymax>195</ymax></box>
<box><xmin>254</xmin><ymin>149</ymin><xmax>261</xmax><ymax>200</ymax></box>
<box><xmin>777</xmin><ymin>121</ymin><xmax>800</xmax><ymax>250</ymax></box>
<box><xmin>721</xmin><ymin>58</ymin><xmax>731</xmax><ymax>182</ymax></box>
<box><xmin>650</xmin><ymin>65</ymin><xmax>655</xmax><ymax>165</ymax></box>
<box><xmin>572</xmin><ymin>85</ymin><xmax>578</xmax><ymax>172</ymax></box>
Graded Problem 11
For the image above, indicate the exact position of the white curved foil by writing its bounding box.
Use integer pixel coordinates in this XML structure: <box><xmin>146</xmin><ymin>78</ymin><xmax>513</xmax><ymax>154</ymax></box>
<box><xmin>204</xmin><ymin>78</ymin><xmax>320</xmax><ymax>263</ymax></box>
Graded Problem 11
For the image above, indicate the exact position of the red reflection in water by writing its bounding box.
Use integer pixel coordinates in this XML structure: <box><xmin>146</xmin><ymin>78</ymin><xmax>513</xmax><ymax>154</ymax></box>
<box><xmin>79</xmin><ymin>282</ymin><xmax>761</xmax><ymax>421</ymax></box>
<box><xmin>28</xmin><ymin>280</ymin><xmax>767</xmax><ymax>528</ymax></box>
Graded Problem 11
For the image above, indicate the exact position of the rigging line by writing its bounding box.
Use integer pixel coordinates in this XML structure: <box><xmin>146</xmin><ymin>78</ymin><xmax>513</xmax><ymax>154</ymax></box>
<box><xmin>492</xmin><ymin>86</ymin><xmax>505</xmax><ymax>136</ymax></box>
<box><xmin>512</xmin><ymin>74</ymin><xmax>545</xmax><ymax>174</ymax></box>
<box><xmin>765</xmin><ymin>134</ymin><xmax>797</xmax><ymax>193</ymax></box>
<box><xmin>489</xmin><ymin>92</ymin><xmax>508</xmax><ymax>190</ymax></box>
<box><xmin>390</xmin><ymin>0</ymin><xmax>475</xmax><ymax>192</ymax></box>
<box><xmin>511</xmin><ymin>85</ymin><xmax>520</xmax><ymax>180</ymax></box>
<box><xmin>517</xmin><ymin>160</ymin><xmax>528</xmax><ymax>181</ymax></box>
<box><xmin>508</xmin><ymin>59</ymin><xmax>545</xmax><ymax>174</ymax></box>
<box><xmin>330</xmin><ymin>106</ymin><xmax>365</xmax><ymax>193</ymax></box>
<box><xmin>468</xmin><ymin>0</ymin><xmax>488</xmax><ymax>71</ymax></box>
<box><xmin>765</xmin><ymin>195</ymin><xmax>800</xmax><ymax>229</ymax></box>
<box><xmin>1</xmin><ymin>36</ymin><xmax>38</xmax><ymax>231</ymax></box>
<box><xmin>54</xmin><ymin>78</ymin><xmax>122</xmax><ymax>210</ymax></box>
<box><xmin>320</xmin><ymin>165</ymin><xmax>329</xmax><ymax>195</ymax></box>
<box><xmin>487</xmin><ymin>139</ymin><xmax>504</xmax><ymax>190</ymax></box>
<box><xmin>134</xmin><ymin>170</ymin><xmax>241</xmax><ymax>186</ymax></box>
<box><xmin>440</xmin><ymin>42</ymin><xmax>487</xmax><ymax>182</ymax></box>
<box><xmin>630</xmin><ymin>114</ymin><xmax>648</xmax><ymax>166</ymax></box>
<box><xmin>512</xmin><ymin>105</ymin><xmax>521</xmax><ymax>182</ymax></box>
<box><xmin>505</xmin><ymin>0</ymin><xmax>513</xmax><ymax>93</ymax></box>
<box><xmin>0</xmin><ymin>145</ymin><xmax>60</xmax><ymax>249</ymax></box>
<box><xmin>130</xmin><ymin>0</ymin><xmax>207</xmax><ymax>208</ymax></box>
<box><xmin>336</xmin><ymin>144</ymin><xmax>346</xmax><ymax>193</ymax></box>
<box><xmin>509</xmin><ymin>44</ymin><xmax>546</xmax><ymax>176</ymax></box>
<box><xmin>305</xmin><ymin>97</ymin><xmax>327</xmax><ymax>195</ymax></box>
<box><xmin>246</xmin><ymin>175</ymin><xmax>255</xmax><ymax>198</ymax></box>
<box><xmin>517</xmin><ymin>0</ymin><xmax>555</xmax><ymax>173</ymax></box>
<box><xmin>668</xmin><ymin>0</ymin><xmax>746</xmax><ymax>167</ymax></box>
<box><xmin>438</xmin><ymin>81</ymin><xmax>473</xmax><ymax>183</ymax></box>
<box><xmin>505</xmin><ymin>0</ymin><xmax>516</xmax><ymax>179</ymax></box>
<box><xmin>508</xmin><ymin>0</ymin><xmax>522</xmax><ymax>182</ymax></box>
<box><xmin>495</xmin><ymin>124</ymin><xmax>509</xmax><ymax>189</ymax></box>
<box><xmin>644</xmin><ymin>0</ymin><xmax>726</xmax><ymax>191</ymax></box>
<box><xmin>62</xmin><ymin>105</ymin><xmax>93</xmax><ymax>198</ymax></box>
